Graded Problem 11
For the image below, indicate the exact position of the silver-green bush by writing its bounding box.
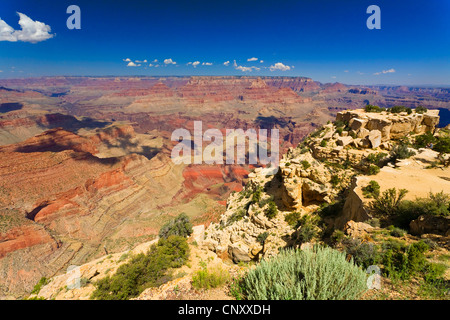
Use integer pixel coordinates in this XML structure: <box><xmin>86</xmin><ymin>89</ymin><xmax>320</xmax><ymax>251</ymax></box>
<box><xmin>243</xmin><ymin>246</ymin><xmax>367</xmax><ymax>300</ymax></box>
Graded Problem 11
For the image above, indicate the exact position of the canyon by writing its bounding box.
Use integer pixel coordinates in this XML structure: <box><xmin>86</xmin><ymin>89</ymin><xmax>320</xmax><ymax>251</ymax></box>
<box><xmin>0</xmin><ymin>76</ymin><xmax>449</xmax><ymax>298</ymax></box>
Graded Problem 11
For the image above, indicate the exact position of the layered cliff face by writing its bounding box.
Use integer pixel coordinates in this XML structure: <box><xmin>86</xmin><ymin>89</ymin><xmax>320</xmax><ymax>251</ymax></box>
<box><xmin>0</xmin><ymin>123</ymin><xmax>187</xmax><ymax>297</ymax></box>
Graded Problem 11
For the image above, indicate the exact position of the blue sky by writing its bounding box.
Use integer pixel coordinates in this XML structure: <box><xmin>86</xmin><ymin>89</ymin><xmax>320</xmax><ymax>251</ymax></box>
<box><xmin>0</xmin><ymin>0</ymin><xmax>449</xmax><ymax>85</ymax></box>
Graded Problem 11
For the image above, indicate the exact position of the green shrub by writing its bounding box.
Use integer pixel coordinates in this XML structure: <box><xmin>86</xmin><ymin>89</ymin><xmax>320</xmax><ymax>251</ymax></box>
<box><xmin>192</xmin><ymin>266</ymin><xmax>230</xmax><ymax>290</ymax></box>
<box><xmin>300</xmin><ymin>147</ymin><xmax>309</xmax><ymax>154</ymax></box>
<box><xmin>265</xmin><ymin>201</ymin><xmax>278</xmax><ymax>219</ymax></box>
<box><xmin>284</xmin><ymin>211</ymin><xmax>301</xmax><ymax>227</ymax></box>
<box><xmin>256</xmin><ymin>232</ymin><xmax>269</xmax><ymax>245</ymax></box>
<box><xmin>318</xmin><ymin>200</ymin><xmax>344</xmax><ymax>218</ymax></box>
<box><xmin>335</xmin><ymin>127</ymin><xmax>344</xmax><ymax>135</ymax></box>
<box><xmin>301</xmin><ymin>160</ymin><xmax>311</xmax><ymax>170</ymax></box>
<box><xmin>91</xmin><ymin>235</ymin><xmax>189</xmax><ymax>300</ymax></box>
<box><xmin>391</xmin><ymin>143</ymin><xmax>416</xmax><ymax>160</ymax></box>
<box><xmin>382</xmin><ymin>240</ymin><xmax>429</xmax><ymax>280</ymax></box>
<box><xmin>31</xmin><ymin>277</ymin><xmax>49</xmax><ymax>295</ymax></box>
<box><xmin>320</xmin><ymin>140</ymin><xmax>327</xmax><ymax>147</ymax></box>
<box><xmin>389</xmin><ymin>106</ymin><xmax>412</xmax><ymax>114</ymax></box>
<box><xmin>414</xmin><ymin>132</ymin><xmax>437</xmax><ymax>149</ymax></box>
<box><xmin>415</xmin><ymin>106</ymin><xmax>428</xmax><ymax>114</ymax></box>
<box><xmin>365</xmin><ymin>152</ymin><xmax>387</xmax><ymax>165</ymax></box>
<box><xmin>251</xmin><ymin>186</ymin><xmax>263</xmax><ymax>205</ymax></box>
<box><xmin>118</xmin><ymin>253</ymin><xmax>129</xmax><ymax>262</ymax></box>
<box><xmin>330</xmin><ymin>230</ymin><xmax>345</xmax><ymax>245</ymax></box>
<box><xmin>362</xmin><ymin>180</ymin><xmax>380</xmax><ymax>198</ymax></box>
<box><xmin>341</xmin><ymin>238</ymin><xmax>381</xmax><ymax>269</ymax></box>
<box><xmin>229</xmin><ymin>276</ymin><xmax>247</xmax><ymax>300</ymax></box>
<box><xmin>389</xmin><ymin>226</ymin><xmax>406</xmax><ymax>237</ymax></box>
<box><xmin>159</xmin><ymin>213</ymin><xmax>193</xmax><ymax>239</ymax></box>
<box><xmin>434</xmin><ymin>136</ymin><xmax>450</xmax><ymax>154</ymax></box>
<box><xmin>367</xmin><ymin>164</ymin><xmax>380</xmax><ymax>175</ymax></box>
<box><xmin>393</xmin><ymin>191</ymin><xmax>450</xmax><ymax>228</ymax></box>
<box><xmin>364</xmin><ymin>105</ymin><xmax>383</xmax><ymax>113</ymax></box>
<box><xmin>330</xmin><ymin>175</ymin><xmax>340</xmax><ymax>187</ymax></box>
<box><xmin>227</xmin><ymin>209</ymin><xmax>247</xmax><ymax>225</ymax></box>
<box><xmin>241</xmin><ymin>246</ymin><xmax>367</xmax><ymax>300</ymax></box>
<box><xmin>334</xmin><ymin>120</ymin><xmax>348</xmax><ymax>128</ymax></box>
<box><xmin>295</xmin><ymin>223</ymin><xmax>317</xmax><ymax>243</ymax></box>
<box><xmin>291</xmin><ymin>215</ymin><xmax>320</xmax><ymax>243</ymax></box>
<box><xmin>370</xmin><ymin>188</ymin><xmax>408</xmax><ymax>216</ymax></box>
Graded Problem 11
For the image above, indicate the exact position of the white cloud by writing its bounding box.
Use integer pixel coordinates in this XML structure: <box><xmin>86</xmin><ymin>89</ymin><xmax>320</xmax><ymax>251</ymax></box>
<box><xmin>357</xmin><ymin>71</ymin><xmax>365</xmax><ymax>75</ymax></box>
<box><xmin>164</xmin><ymin>58</ymin><xmax>176</xmax><ymax>65</ymax></box>
<box><xmin>331</xmin><ymin>76</ymin><xmax>336</xmax><ymax>79</ymax></box>
<box><xmin>374</xmin><ymin>68</ymin><xmax>395</xmax><ymax>75</ymax></box>
<box><xmin>233</xmin><ymin>60</ymin><xmax>238</xmax><ymax>67</ymax></box>
<box><xmin>235</xmin><ymin>65</ymin><xmax>260</xmax><ymax>72</ymax></box>
<box><xmin>236</xmin><ymin>66</ymin><xmax>253</xmax><ymax>72</ymax></box>
<box><xmin>247</xmin><ymin>57</ymin><xmax>258</xmax><ymax>62</ymax></box>
<box><xmin>0</xmin><ymin>70</ymin><xmax>3</xmax><ymax>72</ymax></box>
<box><xmin>260</xmin><ymin>60</ymin><xmax>264</xmax><ymax>63</ymax></box>
<box><xmin>0</xmin><ymin>12</ymin><xmax>54</xmax><ymax>43</ymax></box>
<box><xmin>153</xmin><ymin>59</ymin><xmax>158</xmax><ymax>63</ymax></box>
<box><xmin>202</xmin><ymin>62</ymin><xmax>212</xmax><ymax>66</ymax></box>
<box><xmin>223</xmin><ymin>61</ymin><xmax>230</xmax><ymax>66</ymax></box>
<box><xmin>344</xmin><ymin>70</ymin><xmax>349</xmax><ymax>73</ymax></box>
<box><xmin>190</xmin><ymin>61</ymin><xmax>200</xmax><ymax>67</ymax></box>
<box><xmin>0</xmin><ymin>19</ymin><xmax>16</xmax><ymax>42</ymax></box>
<box><xmin>269</xmin><ymin>62</ymin><xmax>291</xmax><ymax>72</ymax></box>
<box><xmin>127</xmin><ymin>61</ymin><xmax>138</xmax><ymax>67</ymax></box>
<box><xmin>123</xmin><ymin>58</ymin><xmax>131</xmax><ymax>62</ymax></box>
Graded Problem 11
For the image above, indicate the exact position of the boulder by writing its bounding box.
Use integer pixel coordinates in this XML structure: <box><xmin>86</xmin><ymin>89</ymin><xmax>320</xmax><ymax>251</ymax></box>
<box><xmin>302</xmin><ymin>180</ymin><xmax>329</xmax><ymax>205</ymax></box>
<box><xmin>344</xmin><ymin>220</ymin><xmax>374</xmax><ymax>238</ymax></box>
<box><xmin>228</xmin><ymin>242</ymin><xmax>252</xmax><ymax>263</ymax></box>
<box><xmin>349</xmin><ymin>118</ymin><xmax>366</xmax><ymax>131</ymax></box>
<box><xmin>366</xmin><ymin>119</ymin><xmax>392</xmax><ymax>141</ymax></box>
<box><xmin>357</xmin><ymin>127</ymin><xmax>370</xmax><ymax>139</ymax></box>
<box><xmin>322</xmin><ymin>130</ymin><xmax>333</xmax><ymax>140</ymax></box>
<box><xmin>358</xmin><ymin>138</ymin><xmax>371</xmax><ymax>148</ymax></box>
<box><xmin>337</xmin><ymin>136</ymin><xmax>353</xmax><ymax>147</ymax></box>
<box><xmin>368</xmin><ymin>130</ymin><xmax>382</xmax><ymax>148</ymax></box>
<box><xmin>409</xmin><ymin>215</ymin><xmax>450</xmax><ymax>236</ymax></box>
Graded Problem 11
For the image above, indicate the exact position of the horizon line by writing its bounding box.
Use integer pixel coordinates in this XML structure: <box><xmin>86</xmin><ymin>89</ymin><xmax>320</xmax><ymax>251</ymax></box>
<box><xmin>0</xmin><ymin>75</ymin><xmax>449</xmax><ymax>88</ymax></box>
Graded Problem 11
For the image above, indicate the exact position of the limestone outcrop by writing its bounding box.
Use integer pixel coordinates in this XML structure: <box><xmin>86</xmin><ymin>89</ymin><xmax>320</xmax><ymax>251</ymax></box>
<box><xmin>336</xmin><ymin>109</ymin><xmax>440</xmax><ymax>141</ymax></box>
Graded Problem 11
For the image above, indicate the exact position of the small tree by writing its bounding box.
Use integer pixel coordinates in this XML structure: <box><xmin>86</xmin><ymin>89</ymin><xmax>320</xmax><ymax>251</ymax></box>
<box><xmin>362</xmin><ymin>180</ymin><xmax>380</xmax><ymax>198</ymax></box>
<box><xmin>370</xmin><ymin>188</ymin><xmax>408</xmax><ymax>216</ymax></box>
<box><xmin>265</xmin><ymin>201</ymin><xmax>278</xmax><ymax>219</ymax></box>
<box><xmin>391</xmin><ymin>143</ymin><xmax>416</xmax><ymax>161</ymax></box>
<box><xmin>159</xmin><ymin>213</ymin><xmax>193</xmax><ymax>239</ymax></box>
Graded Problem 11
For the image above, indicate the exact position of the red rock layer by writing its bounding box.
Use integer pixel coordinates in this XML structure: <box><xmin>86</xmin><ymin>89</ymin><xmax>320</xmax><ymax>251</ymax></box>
<box><xmin>0</xmin><ymin>225</ymin><xmax>58</xmax><ymax>259</ymax></box>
